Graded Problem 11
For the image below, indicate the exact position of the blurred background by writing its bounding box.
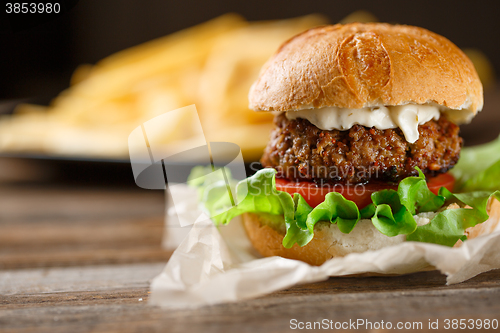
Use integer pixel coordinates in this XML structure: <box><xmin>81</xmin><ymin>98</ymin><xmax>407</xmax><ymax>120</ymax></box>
<box><xmin>1</xmin><ymin>0</ymin><xmax>500</xmax><ymax>185</ymax></box>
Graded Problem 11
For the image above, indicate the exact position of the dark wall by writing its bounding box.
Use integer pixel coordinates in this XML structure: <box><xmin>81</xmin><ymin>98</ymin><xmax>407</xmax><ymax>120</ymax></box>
<box><xmin>1</xmin><ymin>0</ymin><xmax>500</xmax><ymax>100</ymax></box>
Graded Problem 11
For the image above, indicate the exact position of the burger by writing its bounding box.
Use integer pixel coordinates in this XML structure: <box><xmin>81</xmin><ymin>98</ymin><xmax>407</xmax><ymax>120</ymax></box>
<box><xmin>191</xmin><ymin>23</ymin><xmax>500</xmax><ymax>266</ymax></box>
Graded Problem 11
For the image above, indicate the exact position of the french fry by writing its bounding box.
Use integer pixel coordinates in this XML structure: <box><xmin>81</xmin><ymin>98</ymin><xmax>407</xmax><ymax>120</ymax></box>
<box><xmin>70</xmin><ymin>64</ymin><xmax>93</xmax><ymax>86</ymax></box>
<box><xmin>66</xmin><ymin>14</ymin><xmax>247</xmax><ymax>101</ymax></box>
<box><xmin>0</xmin><ymin>13</ymin><xmax>377</xmax><ymax>161</ymax></box>
<box><xmin>13</xmin><ymin>104</ymin><xmax>48</xmax><ymax>115</ymax></box>
<box><xmin>198</xmin><ymin>14</ymin><xmax>328</xmax><ymax>144</ymax></box>
<box><xmin>94</xmin><ymin>13</ymin><xmax>246</xmax><ymax>74</ymax></box>
<box><xmin>42</xmin><ymin>13</ymin><xmax>246</xmax><ymax>129</ymax></box>
<box><xmin>0</xmin><ymin>112</ymin><xmax>51</xmax><ymax>153</ymax></box>
<box><xmin>339</xmin><ymin>10</ymin><xmax>378</xmax><ymax>24</ymax></box>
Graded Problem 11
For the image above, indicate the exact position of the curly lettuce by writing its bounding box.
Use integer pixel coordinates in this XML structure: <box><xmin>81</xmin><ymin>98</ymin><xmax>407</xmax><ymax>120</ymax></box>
<box><xmin>451</xmin><ymin>135</ymin><xmax>500</xmax><ymax>192</ymax></box>
<box><xmin>189</xmin><ymin>138</ymin><xmax>500</xmax><ymax>248</ymax></box>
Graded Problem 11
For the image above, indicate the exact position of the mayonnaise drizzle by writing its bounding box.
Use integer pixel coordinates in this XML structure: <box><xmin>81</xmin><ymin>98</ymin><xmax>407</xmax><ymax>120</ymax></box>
<box><xmin>285</xmin><ymin>104</ymin><xmax>441</xmax><ymax>143</ymax></box>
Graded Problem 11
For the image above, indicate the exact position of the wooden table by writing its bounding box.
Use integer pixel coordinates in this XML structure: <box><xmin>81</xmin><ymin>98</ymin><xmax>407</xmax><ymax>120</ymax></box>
<box><xmin>0</xmin><ymin>167</ymin><xmax>499</xmax><ymax>333</ymax></box>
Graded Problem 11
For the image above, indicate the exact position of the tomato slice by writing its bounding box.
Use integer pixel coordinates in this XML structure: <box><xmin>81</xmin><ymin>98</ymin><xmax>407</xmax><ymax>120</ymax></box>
<box><xmin>274</xmin><ymin>172</ymin><xmax>455</xmax><ymax>209</ymax></box>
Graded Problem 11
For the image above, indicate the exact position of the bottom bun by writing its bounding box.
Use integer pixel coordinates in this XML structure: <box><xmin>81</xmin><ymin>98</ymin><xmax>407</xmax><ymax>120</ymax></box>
<box><xmin>242</xmin><ymin>199</ymin><xmax>500</xmax><ymax>266</ymax></box>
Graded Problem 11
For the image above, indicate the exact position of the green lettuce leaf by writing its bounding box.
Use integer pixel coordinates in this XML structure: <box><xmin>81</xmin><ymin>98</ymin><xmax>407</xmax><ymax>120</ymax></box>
<box><xmin>371</xmin><ymin>190</ymin><xmax>417</xmax><ymax>236</ymax></box>
<box><xmin>305</xmin><ymin>192</ymin><xmax>360</xmax><ymax>234</ymax></box>
<box><xmin>459</xmin><ymin>160</ymin><xmax>500</xmax><ymax>192</ymax></box>
<box><xmin>293</xmin><ymin>194</ymin><xmax>312</xmax><ymax>229</ymax></box>
<box><xmin>189</xmin><ymin>153</ymin><xmax>500</xmax><ymax>249</ymax></box>
<box><xmin>451</xmin><ymin>136</ymin><xmax>500</xmax><ymax>192</ymax></box>
<box><xmin>284</xmin><ymin>194</ymin><xmax>314</xmax><ymax>247</ymax></box>
<box><xmin>407</xmin><ymin>189</ymin><xmax>500</xmax><ymax>246</ymax></box>
<box><xmin>360</xmin><ymin>203</ymin><xmax>376</xmax><ymax>219</ymax></box>
<box><xmin>208</xmin><ymin>168</ymin><xmax>293</xmax><ymax>226</ymax></box>
<box><xmin>191</xmin><ymin>168</ymin><xmax>423</xmax><ymax>248</ymax></box>
<box><xmin>397</xmin><ymin>167</ymin><xmax>445</xmax><ymax>214</ymax></box>
<box><xmin>188</xmin><ymin>165</ymin><xmax>238</xmax><ymax>218</ymax></box>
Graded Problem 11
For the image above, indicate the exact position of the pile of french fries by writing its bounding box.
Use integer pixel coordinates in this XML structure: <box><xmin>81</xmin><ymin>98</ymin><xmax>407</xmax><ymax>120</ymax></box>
<box><xmin>1</xmin><ymin>11</ymin><xmax>492</xmax><ymax>162</ymax></box>
<box><xmin>0</xmin><ymin>13</ymin><xmax>328</xmax><ymax>161</ymax></box>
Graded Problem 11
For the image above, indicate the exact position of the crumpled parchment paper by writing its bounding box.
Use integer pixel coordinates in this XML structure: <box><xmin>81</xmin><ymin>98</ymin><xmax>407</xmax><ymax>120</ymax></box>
<box><xmin>150</xmin><ymin>184</ymin><xmax>500</xmax><ymax>308</ymax></box>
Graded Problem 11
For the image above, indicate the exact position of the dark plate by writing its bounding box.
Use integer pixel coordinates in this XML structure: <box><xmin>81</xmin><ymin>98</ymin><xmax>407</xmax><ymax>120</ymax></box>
<box><xmin>0</xmin><ymin>152</ymin><xmax>261</xmax><ymax>188</ymax></box>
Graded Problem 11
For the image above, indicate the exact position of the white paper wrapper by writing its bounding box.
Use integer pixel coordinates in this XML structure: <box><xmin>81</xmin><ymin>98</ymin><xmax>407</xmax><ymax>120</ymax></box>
<box><xmin>151</xmin><ymin>184</ymin><xmax>500</xmax><ymax>308</ymax></box>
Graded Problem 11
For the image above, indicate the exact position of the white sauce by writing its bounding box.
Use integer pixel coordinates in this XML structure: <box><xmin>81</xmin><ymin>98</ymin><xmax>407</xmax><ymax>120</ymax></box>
<box><xmin>285</xmin><ymin>104</ymin><xmax>441</xmax><ymax>143</ymax></box>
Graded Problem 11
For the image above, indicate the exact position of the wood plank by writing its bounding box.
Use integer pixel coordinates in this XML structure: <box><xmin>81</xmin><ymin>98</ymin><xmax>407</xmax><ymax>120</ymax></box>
<box><xmin>0</xmin><ymin>186</ymin><xmax>165</xmax><ymax>222</ymax></box>
<box><xmin>0</xmin><ymin>215</ymin><xmax>172</xmax><ymax>269</ymax></box>
<box><xmin>0</xmin><ymin>215</ymin><xmax>173</xmax><ymax>269</ymax></box>
<box><xmin>0</xmin><ymin>185</ymin><xmax>173</xmax><ymax>269</ymax></box>
<box><xmin>0</xmin><ymin>248</ymin><xmax>171</xmax><ymax>270</ymax></box>
<box><xmin>3</xmin><ymin>264</ymin><xmax>500</xmax><ymax>300</ymax></box>
<box><xmin>1</xmin><ymin>270</ymin><xmax>500</xmax><ymax>333</ymax></box>
<box><xmin>1</xmin><ymin>288</ymin><xmax>150</xmax><ymax>310</ymax></box>
<box><xmin>0</xmin><ymin>217</ymin><xmax>164</xmax><ymax>250</ymax></box>
<box><xmin>0</xmin><ymin>263</ymin><xmax>165</xmax><ymax>296</ymax></box>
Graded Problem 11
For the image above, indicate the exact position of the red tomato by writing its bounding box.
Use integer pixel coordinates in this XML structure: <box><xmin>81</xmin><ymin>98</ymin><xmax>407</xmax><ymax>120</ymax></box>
<box><xmin>274</xmin><ymin>173</ymin><xmax>455</xmax><ymax>209</ymax></box>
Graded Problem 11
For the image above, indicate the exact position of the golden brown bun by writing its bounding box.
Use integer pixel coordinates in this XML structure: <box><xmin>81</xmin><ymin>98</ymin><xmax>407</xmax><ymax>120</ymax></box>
<box><xmin>242</xmin><ymin>199</ymin><xmax>500</xmax><ymax>266</ymax></box>
<box><xmin>249</xmin><ymin>23</ymin><xmax>483</xmax><ymax>123</ymax></box>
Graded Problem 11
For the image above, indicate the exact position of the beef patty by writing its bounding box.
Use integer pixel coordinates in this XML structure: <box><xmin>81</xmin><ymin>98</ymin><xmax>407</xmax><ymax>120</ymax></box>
<box><xmin>261</xmin><ymin>113</ymin><xmax>462</xmax><ymax>184</ymax></box>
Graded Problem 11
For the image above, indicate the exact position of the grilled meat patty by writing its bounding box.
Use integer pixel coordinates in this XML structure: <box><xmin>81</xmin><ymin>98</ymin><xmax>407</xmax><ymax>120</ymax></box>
<box><xmin>261</xmin><ymin>113</ymin><xmax>462</xmax><ymax>184</ymax></box>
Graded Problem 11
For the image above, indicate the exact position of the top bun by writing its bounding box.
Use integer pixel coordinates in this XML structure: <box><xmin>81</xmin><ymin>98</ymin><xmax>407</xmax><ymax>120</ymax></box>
<box><xmin>249</xmin><ymin>23</ymin><xmax>483</xmax><ymax>123</ymax></box>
